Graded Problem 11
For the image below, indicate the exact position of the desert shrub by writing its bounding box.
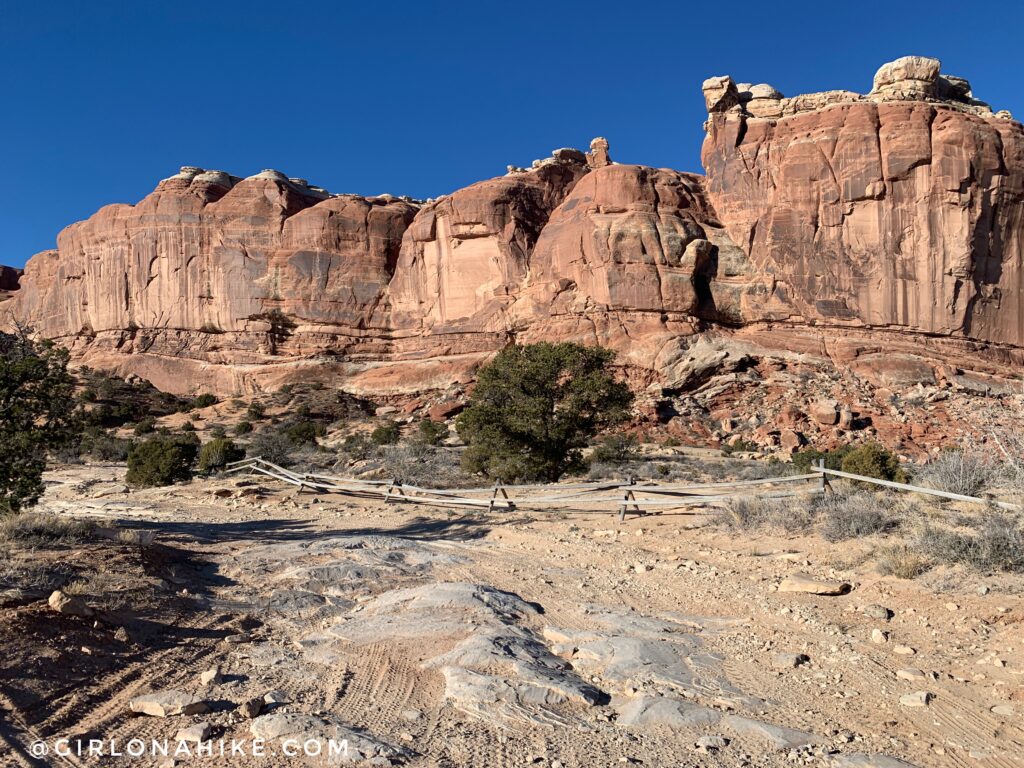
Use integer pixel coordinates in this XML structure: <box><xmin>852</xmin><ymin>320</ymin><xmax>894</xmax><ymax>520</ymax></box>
<box><xmin>246</xmin><ymin>402</ymin><xmax>266</xmax><ymax>421</ymax></box>
<box><xmin>181</xmin><ymin>420</ymin><xmax>196</xmax><ymax>432</ymax></box>
<box><xmin>77</xmin><ymin>429</ymin><xmax>133</xmax><ymax>462</ymax></box>
<box><xmin>721</xmin><ymin>438</ymin><xmax>759</xmax><ymax>455</ymax></box>
<box><xmin>0</xmin><ymin>329</ymin><xmax>81</xmax><ymax>513</ymax></box>
<box><xmin>590</xmin><ymin>434</ymin><xmax>640</xmax><ymax>464</ymax></box>
<box><xmin>284</xmin><ymin>420</ymin><xmax>326</xmax><ymax>446</ymax></box>
<box><xmin>792</xmin><ymin>446</ymin><xmax>851</xmax><ymax>474</ymax></box>
<box><xmin>457</xmin><ymin>342</ymin><xmax>633</xmax><ymax>482</ymax></box>
<box><xmin>815</xmin><ymin>490</ymin><xmax>901</xmax><ymax>542</ymax></box>
<box><xmin>133</xmin><ymin>417</ymin><xmax>157</xmax><ymax>435</ymax></box>
<box><xmin>917</xmin><ymin>448</ymin><xmax>997</xmax><ymax>497</ymax></box>
<box><xmin>248</xmin><ymin>431</ymin><xmax>295</xmax><ymax>466</ymax></box>
<box><xmin>370</xmin><ymin>421</ymin><xmax>401</xmax><ymax>446</ymax></box>
<box><xmin>662</xmin><ymin>435</ymin><xmax>681</xmax><ymax>447</ymax></box>
<box><xmin>0</xmin><ymin>512</ymin><xmax>95</xmax><ymax>547</ymax></box>
<box><xmin>841</xmin><ymin>442</ymin><xmax>907</xmax><ymax>482</ymax></box>
<box><xmin>234</xmin><ymin>420</ymin><xmax>254</xmax><ymax>436</ymax></box>
<box><xmin>197</xmin><ymin>438</ymin><xmax>245</xmax><ymax>474</ymax></box>
<box><xmin>914</xmin><ymin>513</ymin><xmax>1024</xmax><ymax>572</ymax></box>
<box><xmin>875</xmin><ymin>543</ymin><xmax>932</xmax><ymax>579</ymax></box>
<box><xmin>189</xmin><ymin>393</ymin><xmax>217</xmax><ymax>410</ymax></box>
<box><xmin>377</xmin><ymin>443</ymin><xmax>468</xmax><ymax>488</ymax></box>
<box><xmin>208</xmin><ymin>424</ymin><xmax>227</xmax><ymax>439</ymax></box>
<box><xmin>126</xmin><ymin>434</ymin><xmax>200</xmax><ymax>487</ymax></box>
<box><xmin>339</xmin><ymin>434</ymin><xmax>377</xmax><ymax>461</ymax></box>
<box><xmin>715</xmin><ymin>496</ymin><xmax>814</xmax><ymax>534</ymax></box>
<box><xmin>415</xmin><ymin>418</ymin><xmax>448</xmax><ymax>447</ymax></box>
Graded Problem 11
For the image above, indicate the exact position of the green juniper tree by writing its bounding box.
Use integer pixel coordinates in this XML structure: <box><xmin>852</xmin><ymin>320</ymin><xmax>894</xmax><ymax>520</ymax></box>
<box><xmin>0</xmin><ymin>328</ymin><xmax>80</xmax><ymax>513</ymax></box>
<box><xmin>457</xmin><ymin>342</ymin><xmax>633</xmax><ymax>482</ymax></box>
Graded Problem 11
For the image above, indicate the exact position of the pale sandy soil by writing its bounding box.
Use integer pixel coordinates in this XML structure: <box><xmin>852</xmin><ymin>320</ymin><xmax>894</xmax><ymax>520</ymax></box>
<box><xmin>1</xmin><ymin>464</ymin><xmax>1022</xmax><ymax>768</ymax></box>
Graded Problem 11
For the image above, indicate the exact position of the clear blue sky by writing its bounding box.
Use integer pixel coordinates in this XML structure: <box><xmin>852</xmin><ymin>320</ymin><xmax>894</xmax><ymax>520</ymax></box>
<box><xmin>3</xmin><ymin>0</ymin><xmax>1022</xmax><ymax>267</ymax></box>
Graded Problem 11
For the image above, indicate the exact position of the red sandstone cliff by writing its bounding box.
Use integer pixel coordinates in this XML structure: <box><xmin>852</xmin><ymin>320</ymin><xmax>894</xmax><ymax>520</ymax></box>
<box><xmin>3</xmin><ymin>57</ymin><xmax>1022</xmax><ymax>404</ymax></box>
<box><xmin>701</xmin><ymin>56</ymin><xmax>1024</xmax><ymax>351</ymax></box>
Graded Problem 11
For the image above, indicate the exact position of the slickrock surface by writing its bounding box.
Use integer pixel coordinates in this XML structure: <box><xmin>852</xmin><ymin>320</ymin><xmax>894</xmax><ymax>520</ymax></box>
<box><xmin>4</xmin><ymin>56</ymin><xmax>1023</xmax><ymax>416</ymax></box>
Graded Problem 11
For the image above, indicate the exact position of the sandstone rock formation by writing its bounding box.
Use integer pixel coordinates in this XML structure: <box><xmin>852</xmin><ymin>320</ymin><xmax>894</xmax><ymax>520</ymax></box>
<box><xmin>702</xmin><ymin>55</ymin><xmax>1024</xmax><ymax>356</ymax></box>
<box><xmin>3</xmin><ymin>56</ymin><xmax>1023</xmax><ymax>447</ymax></box>
<box><xmin>0</xmin><ymin>265</ymin><xmax>20</xmax><ymax>302</ymax></box>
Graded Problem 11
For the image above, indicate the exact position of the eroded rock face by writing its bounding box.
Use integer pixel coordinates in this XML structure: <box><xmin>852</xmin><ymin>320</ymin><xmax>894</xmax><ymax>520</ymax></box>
<box><xmin>702</xmin><ymin>55</ymin><xmax>1024</xmax><ymax>349</ymax></box>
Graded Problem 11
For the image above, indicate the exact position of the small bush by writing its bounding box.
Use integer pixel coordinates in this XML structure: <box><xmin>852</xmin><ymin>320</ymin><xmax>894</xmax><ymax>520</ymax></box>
<box><xmin>721</xmin><ymin>438</ymin><xmax>759</xmax><ymax>455</ymax></box>
<box><xmin>875</xmin><ymin>544</ymin><xmax>932</xmax><ymax>579</ymax></box>
<box><xmin>197</xmin><ymin>438</ymin><xmax>245</xmax><ymax>474</ymax></box>
<box><xmin>189</xmin><ymin>393</ymin><xmax>217</xmax><ymax>410</ymax></box>
<box><xmin>340</xmin><ymin>434</ymin><xmax>377</xmax><ymax>461</ymax></box>
<box><xmin>80</xmin><ymin>430</ymin><xmax>133</xmax><ymax>462</ymax></box>
<box><xmin>415</xmin><ymin>418</ymin><xmax>448</xmax><ymax>447</ymax></box>
<box><xmin>590</xmin><ymin>434</ymin><xmax>640</xmax><ymax>464</ymax></box>
<box><xmin>181</xmin><ymin>420</ymin><xmax>196</xmax><ymax>432</ymax></box>
<box><xmin>841</xmin><ymin>442</ymin><xmax>907</xmax><ymax>483</ymax></box>
<box><xmin>816</xmin><ymin>491</ymin><xmax>901</xmax><ymax>542</ymax></box>
<box><xmin>284</xmin><ymin>420</ymin><xmax>326</xmax><ymax>446</ymax></box>
<box><xmin>917</xmin><ymin>449</ymin><xmax>997</xmax><ymax>497</ymax></box>
<box><xmin>248</xmin><ymin>431</ymin><xmax>295</xmax><ymax>466</ymax></box>
<box><xmin>126</xmin><ymin>434</ymin><xmax>200</xmax><ymax>487</ymax></box>
<box><xmin>0</xmin><ymin>513</ymin><xmax>96</xmax><ymax>547</ymax></box>
<box><xmin>370</xmin><ymin>421</ymin><xmax>401</xmax><ymax>446</ymax></box>
<box><xmin>792</xmin><ymin>446</ymin><xmax>851</xmax><ymax>474</ymax></box>
<box><xmin>209</xmin><ymin>424</ymin><xmax>227</xmax><ymax>439</ymax></box>
<box><xmin>235</xmin><ymin>420</ymin><xmax>254</xmax><ymax>436</ymax></box>
<box><xmin>246</xmin><ymin>402</ymin><xmax>266</xmax><ymax>421</ymax></box>
<box><xmin>133</xmin><ymin>417</ymin><xmax>157</xmax><ymax>436</ymax></box>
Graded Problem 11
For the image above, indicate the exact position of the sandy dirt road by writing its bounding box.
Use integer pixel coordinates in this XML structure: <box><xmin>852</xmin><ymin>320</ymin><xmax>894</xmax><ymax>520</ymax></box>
<box><xmin>2</xmin><ymin>466</ymin><xmax>1022</xmax><ymax>768</ymax></box>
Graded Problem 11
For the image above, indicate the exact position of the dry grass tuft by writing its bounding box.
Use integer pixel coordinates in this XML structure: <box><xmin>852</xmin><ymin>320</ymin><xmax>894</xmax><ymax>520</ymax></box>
<box><xmin>0</xmin><ymin>513</ymin><xmax>96</xmax><ymax>548</ymax></box>
<box><xmin>874</xmin><ymin>544</ymin><xmax>932</xmax><ymax>579</ymax></box>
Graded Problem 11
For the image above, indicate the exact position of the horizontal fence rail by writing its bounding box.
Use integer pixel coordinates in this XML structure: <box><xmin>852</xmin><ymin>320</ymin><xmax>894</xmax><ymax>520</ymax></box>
<box><xmin>810</xmin><ymin>462</ymin><xmax>1021</xmax><ymax>511</ymax></box>
<box><xmin>225</xmin><ymin>457</ymin><xmax>822</xmax><ymax>521</ymax></box>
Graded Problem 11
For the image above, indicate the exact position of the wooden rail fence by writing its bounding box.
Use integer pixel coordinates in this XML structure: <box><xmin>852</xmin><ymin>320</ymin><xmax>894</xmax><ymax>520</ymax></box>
<box><xmin>224</xmin><ymin>457</ymin><xmax>1020</xmax><ymax>521</ymax></box>
<box><xmin>225</xmin><ymin>457</ymin><xmax>821</xmax><ymax>521</ymax></box>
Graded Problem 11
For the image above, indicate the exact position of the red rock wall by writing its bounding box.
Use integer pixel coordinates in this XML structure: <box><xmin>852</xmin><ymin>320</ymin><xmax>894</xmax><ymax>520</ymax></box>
<box><xmin>6</xmin><ymin>58</ymin><xmax>1024</xmax><ymax>397</ymax></box>
<box><xmin>701</xmin><ymin>85</ymin><xmax>1024</xmax><ymax>349</ymax></box>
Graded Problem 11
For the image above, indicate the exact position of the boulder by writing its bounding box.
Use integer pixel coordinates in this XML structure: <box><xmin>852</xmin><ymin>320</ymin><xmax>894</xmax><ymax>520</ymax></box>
<box><xmin>871</xmin><ymin>56</ymin><xmax>941</xmax><ymax>97</ymax></box>
<box><xmin>48</xmin><ymin>590</ymin><xmax>93</xmax><ymax>617</ymax></box>
<box><xmin>702</xmin><ymin>76</ymin><xmax>740</xmax><ymax>112</ymax></box>
<box><xmin>809</xmin><ymin>399</ymin><xmax>839</xmax><ymax>426</ymax></box>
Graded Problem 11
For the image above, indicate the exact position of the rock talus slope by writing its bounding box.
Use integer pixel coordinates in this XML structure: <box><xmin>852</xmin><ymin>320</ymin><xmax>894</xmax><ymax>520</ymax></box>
<box><xmin>4</xmin><ymin>57</ymin><xmax>1023</xmax><ymax>400</ymax></box>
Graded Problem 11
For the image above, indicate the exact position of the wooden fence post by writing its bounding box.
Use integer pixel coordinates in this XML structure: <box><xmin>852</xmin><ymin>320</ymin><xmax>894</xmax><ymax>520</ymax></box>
<box><xmin>384</xmin><ymin>480</ymin><xmax>406</xmax><ymax>505</ymax></box>
<box><xmin>488</xmin><ymin>482</ymin><xmax>513</xmax><ymax>512</ymax></box>
<box><xmin>618</xmin><ymin>489</ymin><xmax>642</xmax><ymax>522</ymax></box>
